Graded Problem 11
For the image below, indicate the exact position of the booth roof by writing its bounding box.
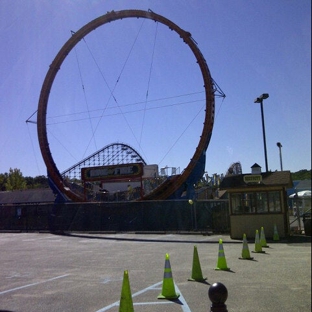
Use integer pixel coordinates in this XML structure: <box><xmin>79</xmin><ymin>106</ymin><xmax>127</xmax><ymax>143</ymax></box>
<box><xmin>219</xmin><ymin>171</ymin><xmax>293</xmax><ymax>190</ymax></box>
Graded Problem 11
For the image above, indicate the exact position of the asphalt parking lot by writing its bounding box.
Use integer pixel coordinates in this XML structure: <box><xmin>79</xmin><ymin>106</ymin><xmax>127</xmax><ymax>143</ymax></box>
<box><xmin>0</xmin><ymin>232</ymin><xmax>311</xmax><ymax>312</ymax></box>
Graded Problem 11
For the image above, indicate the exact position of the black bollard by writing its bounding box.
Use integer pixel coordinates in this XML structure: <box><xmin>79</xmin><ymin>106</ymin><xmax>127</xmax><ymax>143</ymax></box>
<box><xmin>208</xmin><ymin>282</ymin><xmax>228</xmax><ymax>312</ymax></box>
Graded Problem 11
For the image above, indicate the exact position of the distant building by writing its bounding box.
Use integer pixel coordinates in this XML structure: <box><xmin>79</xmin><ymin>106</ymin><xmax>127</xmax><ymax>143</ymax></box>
<box><xmin>0</xmin><ymin>188</ymin><xmax>55</xmax><ymax>205</ymax></box>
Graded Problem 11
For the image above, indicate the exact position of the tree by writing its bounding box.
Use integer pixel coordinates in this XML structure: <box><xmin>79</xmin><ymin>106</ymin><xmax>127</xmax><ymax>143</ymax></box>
<box><xmin>25</xmin><ymin>176</ymin><xmax>35</xmax><ymax>188</ymax></box>
<box><xmin>291</xmin><ymin>169</ymin><xmax>311</xmax><ymax>181</ymax></box>
<box><xmin>0</xmin><ymin>173</ymin><xmax>8</xmax><ymax>191</ymax></box>
<box><xmin>24</xmin><ymin>175</ymin><xmax>49</xmax><ymax>189</ymax></box>
<box><xmin>34</xmin><ymin>175</ymin><xmax>49</xmax><ymax>188</ymax></box>
<box><xmin>5</xmin><ymin>168</ymin><xmax>27</xmax><ymax>191</ymax></box>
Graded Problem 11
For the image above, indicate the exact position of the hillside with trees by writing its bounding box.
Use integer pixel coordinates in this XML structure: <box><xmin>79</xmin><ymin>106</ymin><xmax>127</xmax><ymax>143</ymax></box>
<box><xmin>0</xmin><ymin>168</ymin><xmax>49</xmax><ymax>191</ymax></box>
<box><xmin>291</xmin><ymin>169</ymin><xmax>311</xmax><ymax>181</ymax></box>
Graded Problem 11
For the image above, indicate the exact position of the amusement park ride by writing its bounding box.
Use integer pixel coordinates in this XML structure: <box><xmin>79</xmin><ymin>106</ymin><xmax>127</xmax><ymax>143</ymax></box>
<box><xmin>36</xmin><ymin>9</ymin><xmax>225</xmax><ymax>203</ymax></box>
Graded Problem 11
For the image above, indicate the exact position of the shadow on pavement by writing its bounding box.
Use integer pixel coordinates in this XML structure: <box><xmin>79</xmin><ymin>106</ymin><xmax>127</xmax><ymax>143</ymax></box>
<box><xmin>50</xmin><ymin>231</ymin><xmax>242</xmax><ymax>244</ymax></box>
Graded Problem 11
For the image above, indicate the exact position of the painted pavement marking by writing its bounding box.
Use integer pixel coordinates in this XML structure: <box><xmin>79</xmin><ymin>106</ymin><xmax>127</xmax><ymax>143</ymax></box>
<box><xmin>0</xmin><ymin>274</ymin><xmax>70</xmax><ymax>296</ymax></box>
<box><xmin>95</xmin><ymin>281</ymin><xmax>191</xmax><ymax>312</ymax></box>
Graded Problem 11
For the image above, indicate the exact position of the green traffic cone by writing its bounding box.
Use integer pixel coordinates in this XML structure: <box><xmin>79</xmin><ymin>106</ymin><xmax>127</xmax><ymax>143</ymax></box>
<box><xmin>119</xmin><ymin>270</ymin><xmax>134</xmax><ymax>312</ymax></box>
<box><xmin>273</xmin><ymin>224</ymin><xmax>280</xmax><ymax>241</ymax></box>
<box><xmin>158</xmin><ymin>253</ymin><xmax>180</xmax><ymax>299</ymax></box>
<box><xmin>253</xmin><ymin>230</ymin><xmax>265</xmax><ymax>253</ymax></box>
<box><xmin>260</xmin><ymin>227</ymin><xmax>269</xmax><ymax>247</ymax></box>
<box><xmin>188</xmin><ymin>245</ymin><xmax>207</xmax><ymax>282</ymax></box>
<box><xmin>239</xmin><ymin>234</ymin><xmax>254</xmax><ymax>260</ymax></box>
<box><xmin>215</xmin><ymin>239</ymin><xmax>230</xmax><ymax>271</ymax></box>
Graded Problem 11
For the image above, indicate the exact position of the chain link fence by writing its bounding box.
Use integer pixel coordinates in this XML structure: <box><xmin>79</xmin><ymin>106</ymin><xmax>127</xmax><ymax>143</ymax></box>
<box><xmin>0</xmin><ymin>200</ymin><xmax>229</xmax><ymax>233</ymax></box>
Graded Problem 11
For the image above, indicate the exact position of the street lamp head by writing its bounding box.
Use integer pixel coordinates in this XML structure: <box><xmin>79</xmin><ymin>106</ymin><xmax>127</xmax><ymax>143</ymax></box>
<box><xmin>254</xmin><ymin>93</ymin><xmax>269</xmax><ymax>103</ymax></box>
<box><xmin>261</xmin><ymin>93</ymin><xmax>269</xmax><ymax>99</ymax></box>
<box><xmin>277</xmin><ymin>142</ymin><xmax>282</xmax><ymax>148</ymax></box>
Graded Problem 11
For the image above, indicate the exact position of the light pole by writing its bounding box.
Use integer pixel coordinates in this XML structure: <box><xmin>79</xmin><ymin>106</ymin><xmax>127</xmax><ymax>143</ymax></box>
<box><xmin>254</xmin><ymin>93</ymin><xmax>269</xmax><ymax>172</ymax></box>
<box><xmin>276</xmin><ymin>142</ymin><xmax>283</xmax><ymax>171</ymax></box>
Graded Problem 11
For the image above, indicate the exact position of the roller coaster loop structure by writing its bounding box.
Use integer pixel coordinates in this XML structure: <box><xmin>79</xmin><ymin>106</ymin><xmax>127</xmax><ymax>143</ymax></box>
<box><xmin>37</xmin><ymin>9</ymin><xmax>218</xmax><ymax>202</ymax></box>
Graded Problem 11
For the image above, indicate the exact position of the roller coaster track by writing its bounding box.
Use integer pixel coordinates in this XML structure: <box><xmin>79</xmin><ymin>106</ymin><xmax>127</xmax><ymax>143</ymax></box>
<box><xmin>61</xmin><ymin>143</ymin><xmax>147</xmax><ymax>180</ymax></box>
<box><xmin>37</xmin><ymin>10</ymin><xmax>215</xmax><ymax>202</ymax></box>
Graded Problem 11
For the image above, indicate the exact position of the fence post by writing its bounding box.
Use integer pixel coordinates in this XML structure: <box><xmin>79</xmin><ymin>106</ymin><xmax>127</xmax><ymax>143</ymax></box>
<box><xmin>208</xmin><ymin>282</ymin><xmax>228</xmax><ymax>312</ymax></box>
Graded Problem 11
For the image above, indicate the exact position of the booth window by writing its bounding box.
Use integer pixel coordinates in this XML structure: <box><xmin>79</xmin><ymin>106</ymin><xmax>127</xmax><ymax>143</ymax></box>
<box><xmin>231</xmin><ymin>191</ymin><xmax>281</xmax><ymax>214</ymax></box>
<box><xmin>268</xmin><ymin>191</ymin><xmax>281</xmax><ymax>212</ymax></box>
<box><xmin>231</xmin><ymin>193</ymin><xmax>254</xmax><ymax>214</ymax></box>
<box><xmin>256</xmin><ymin>192</ymin><xmax>268</xmax><ymax>213</ymax></box>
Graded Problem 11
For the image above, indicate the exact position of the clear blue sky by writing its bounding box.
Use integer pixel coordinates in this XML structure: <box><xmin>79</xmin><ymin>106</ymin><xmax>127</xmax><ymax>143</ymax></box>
<box><xmin>0</xmin><ymin>0</ymin><xmax>311</xmax><ymax>178</ymax></box>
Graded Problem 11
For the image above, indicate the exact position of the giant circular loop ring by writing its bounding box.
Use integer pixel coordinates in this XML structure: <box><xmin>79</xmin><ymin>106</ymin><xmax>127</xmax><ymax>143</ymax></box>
<box><xmin>37</xmin><ymin>10</ymin><xmax>215</xmax><ymax>201</ymax></box>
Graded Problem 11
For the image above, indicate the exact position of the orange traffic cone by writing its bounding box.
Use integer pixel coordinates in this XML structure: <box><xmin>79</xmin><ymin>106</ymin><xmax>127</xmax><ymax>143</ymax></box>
<box><xmin>273</xmin><ymin>224</ymin><xmax>280</xmax><ymax>241</ymax></box>
<box><xmin>260</xmin><ymin>227</ymin><xmax>269</xmax><ymax>247</ymax></box>
<box><xmin>215</xmin><ymin>239</ymin><xmax>230</xmax><ymax>271</ymax></box>
<box><xmin>188</xmin><ymin>245</ymin><xmax>207</xmax><ymax>282</ymax></box>
<box><xmin>239</xmin><ymin>234</ymin><xmax>254</xmax><ymax>260</ymax></box>
<box><xmin>158</xmin><ymin>253</ymin><xmax>180</xmax><ymax>299</ymax></box>
<box><xmin>119</xmin><ymin>270</ymin><xmax>134</xmax><ymax>312</ymax></box>
<box><xmin>253</xmin><ymin>230</ymin><xmax>265</xmax><ymax>253</ymax></box>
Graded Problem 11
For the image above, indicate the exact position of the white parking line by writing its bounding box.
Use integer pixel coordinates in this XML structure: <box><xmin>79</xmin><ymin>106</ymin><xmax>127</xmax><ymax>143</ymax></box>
<box><xmin>0</xmin><ymin>274</ymin><xmax>70</xmax><ymax>296</ymax></box>
<box><xmin>95</xmin><ymin>281</ymin><xmax>191</xmax><ymax>312</ymax></box>
<box><xmin>174</xmin><ymin>283</ymin><xmax>192</xmax><ymax>312</ymax></box>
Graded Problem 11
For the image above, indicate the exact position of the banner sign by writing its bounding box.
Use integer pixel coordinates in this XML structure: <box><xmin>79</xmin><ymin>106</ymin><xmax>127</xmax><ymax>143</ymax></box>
<box><xmin>81</xmin><ymin>163</ymin><xmax>143</xmax><ymax>182</ymax></box>
<box><xmin>243</xmin><ymin>175</ymin><xmax>262</xmax><ymax>184</ymax></box>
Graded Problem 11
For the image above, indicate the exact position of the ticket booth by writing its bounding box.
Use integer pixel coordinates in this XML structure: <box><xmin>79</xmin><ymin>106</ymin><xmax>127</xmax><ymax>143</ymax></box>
<box><xmin>219</xmin><ymin>164</ymin><xmax>293</xmax><ymax>239</ymax></box>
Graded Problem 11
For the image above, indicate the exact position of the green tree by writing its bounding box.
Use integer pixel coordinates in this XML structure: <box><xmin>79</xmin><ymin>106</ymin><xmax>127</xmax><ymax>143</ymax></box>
<box><xmin>5</xmin><ymin>168</ymin><xmax>27</xmax><ymax>191</ymax></box>
<box><xmin>25</xmin><ymin>176</ymin><xmax>35</xmax><ymax>188</ymax></box>
<box><xmin>24</xmin><ymin>175</ymin><xmax>49</xmax><ymax>189</ymax></box>
<box><xmin>0</xmin><ymin>173</ymin><xmax>8</xmax><ymax>191</ymax></box>
<box><xmin>291</xmin><ymin>169</ymin><xmax>311</xmax><ymax>181</ymax></box>
<box><xmin>34</xmin><ymin>175</ymin><xmax>49</xmax><ymax>188</ymax></box>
